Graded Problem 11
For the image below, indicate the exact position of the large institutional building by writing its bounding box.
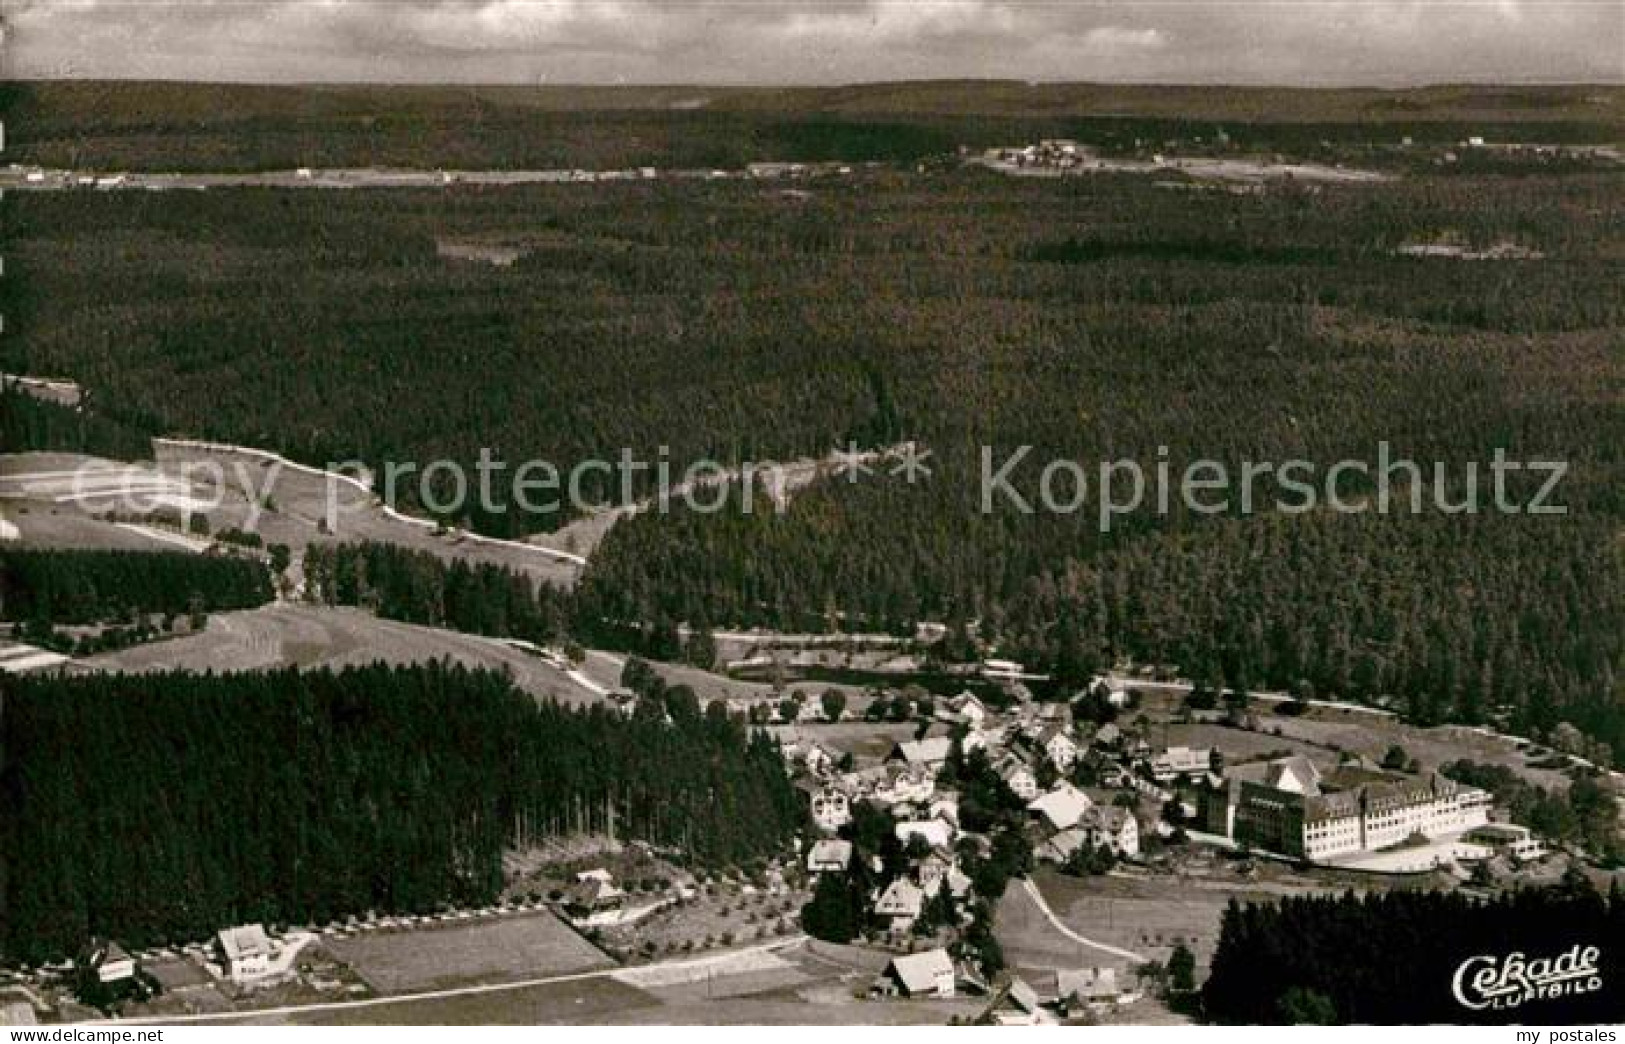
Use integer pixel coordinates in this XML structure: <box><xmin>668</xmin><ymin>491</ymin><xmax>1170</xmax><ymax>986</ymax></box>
<box><xmin>1199</xmin><ymin>755</ymin><xmax>1492</xmax><ymax>862</ymax></box>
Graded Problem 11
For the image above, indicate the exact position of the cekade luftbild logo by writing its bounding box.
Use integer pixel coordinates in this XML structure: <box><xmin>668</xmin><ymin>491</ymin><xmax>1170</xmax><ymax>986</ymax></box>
<box><xmin>1452</xmin><ymin>945</ymin><xmax>1604</xmax><ymax>1012</ymax></box>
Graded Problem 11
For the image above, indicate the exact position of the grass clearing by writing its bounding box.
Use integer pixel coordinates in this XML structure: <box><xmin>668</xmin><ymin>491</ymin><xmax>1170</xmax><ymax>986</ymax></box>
<box><xmin>75</xmin><ymin>603</ymin><xmax>602</xmax><ymax>704</ymax></box>
<box><xmin>325</xmin><ymin>911</ymin><xmax>613</xmax><ymax>995</ymax></box>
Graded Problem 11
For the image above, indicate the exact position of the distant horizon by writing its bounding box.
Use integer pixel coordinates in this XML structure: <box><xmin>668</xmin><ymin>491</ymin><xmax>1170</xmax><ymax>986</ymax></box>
<box><xmin>8</xmin><ymin>0</ymin><xmax>1620</xmax><ymax>88</ymax></box>
<box><xmin>8</xmin><ymin>76</ymin><xmax>1622</xmax><ymax>90</ymax></box>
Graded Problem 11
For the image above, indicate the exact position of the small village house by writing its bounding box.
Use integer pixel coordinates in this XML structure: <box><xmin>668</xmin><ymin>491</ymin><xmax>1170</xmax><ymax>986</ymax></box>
<box><xmin>215</xmin><ymin>924</ymin><xmax>274</xmax><ymax>982</ymax></box>
<box><xmin>875</xmin><ymin>947</ymin><xmax>956</xmax><ymax>998</ymax></box>
<box><xmin>807</xmin><ymin>838</ymin><xmax>854</xmax><ymax>874</ymax></box>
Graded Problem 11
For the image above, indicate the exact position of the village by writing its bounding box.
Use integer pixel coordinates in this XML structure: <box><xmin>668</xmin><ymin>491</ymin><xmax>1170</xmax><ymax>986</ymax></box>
<box><xmin>760</xmin><ymin>657</ymin><xmax>1600</xmax><ymax>1024</ymax></box>
<box><xmin>3</xmin><ymin>643</ymin><xmax>1603</xmax><ymax>1028</ymax></box>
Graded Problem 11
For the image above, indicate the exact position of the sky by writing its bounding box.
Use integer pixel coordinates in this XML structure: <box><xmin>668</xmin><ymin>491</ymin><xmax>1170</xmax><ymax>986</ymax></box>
<box><xmin>5</xmin><ymin>0</ymin><xmax>1621</xmax><ymax>86</ymax></box>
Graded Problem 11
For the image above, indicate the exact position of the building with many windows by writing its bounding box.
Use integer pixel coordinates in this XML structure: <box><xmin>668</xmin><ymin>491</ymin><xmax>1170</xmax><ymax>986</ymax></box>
<box><xmin>1200</xmin><ymin>755</ymin><xmax>1491</xmax><ymax>861</ymax></box>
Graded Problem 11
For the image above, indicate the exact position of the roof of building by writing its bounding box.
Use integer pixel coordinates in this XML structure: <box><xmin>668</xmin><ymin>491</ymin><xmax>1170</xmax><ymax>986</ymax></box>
<box><xmin>875</xmin><ymin>879</ymin><xmax>926</xmax><ymax>918</ymax></box>
<box><xmin>1028</xmin><ymin>784</ymin><xmax>1095</xmax><ymax>832</ymax></box>
<box><xmin>570</xmin><ymin>876</ymin><xmax>626</xmax><ymax>905</ymax></box>
<box><xmin>808</xmin><ymin>839</ymin><xmax>854</xmax><ymax>868</ymax></box>
<box><xmin>217</xmin><ymin>924</ymin><xmax>272</xmax><ymax>960</ymax></box>
<box><xmin>999</xmin><ymin>757</ymin><xmax>1035</xmax><ymax>783</ymax></box>
<box><xmin>1040</xmin><ymin>828</ymin><xmax>1090</xmax><ymax>861</ymax></box>
<box><xmin>896</xmin><ymin>818</ymin><xmax>955</xmax><ymax>849</ymax></box>
<box><xmin>895</xmin><ymin>736</ymin><xmax>953</xmax><ymax>766</ymax></box>
<box><xmin>1056</xmin><ymin>966</ymin><xmax>1120</xmax><ymax>1001</ymax></box>
<box><xmin>886</xmin><ymin>948</ymin><xmax>954</xmax><ymax>993</ymax></box>
<box><xmin>1039</xmin><ymin>724</ymin><xmax>1076</xmax><ymax>747</ymax></box>
<box><xmin>1005</xmin><ymin>977</ymin><xmax>1043</xmax><ymax>1014</ymax></box>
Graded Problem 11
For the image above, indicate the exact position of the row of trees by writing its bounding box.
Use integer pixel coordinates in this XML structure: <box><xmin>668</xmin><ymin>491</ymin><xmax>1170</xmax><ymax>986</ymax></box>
<box><xmin>0</xmin><ymin>382</ymin><xmax>153</xmax><ymax>461</ymax></box>
<box><xmin>0</xmin><ymin>663</ymin><xmax>802</xmax><ymax>964</ymax></box>
<box><xmin>0</xmin><ymin>549</ymin><xmax>273</xmax><ymax>625</ymax></box>
<box><xmin>1203</xmin><ymin>878</ymin><xmax>1625</xmax><ymax>1024</ymax></box>
<box><xmin>302</xmin><ymin>542</ymin><xmax>571</xmax><ymax>645</ymax></box>
<box><xmin>7</xmin><ymin>168</ymin><xmax>1622</xmax><ymax>760</ymax></box>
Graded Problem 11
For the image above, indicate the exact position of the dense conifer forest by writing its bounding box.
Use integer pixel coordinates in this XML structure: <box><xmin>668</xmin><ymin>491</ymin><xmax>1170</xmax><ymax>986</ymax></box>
<box><xmin>3</xmin><ymin>91</ymin><xmax>1622</xmax><ymax>760</ymax></box>
<box><xmin>303</xmin><ymin>541</ymin><xmax>571</xmax><ymax>644</ymax></box>
<box><xmin>0</xmin><ymin>549</ymin><xmax>274</xmax><ymax>624</ymax></box>
<box><xmin>1203</xmin><ymin>880</ymin><xmax>1625</xmax><ymax>1024</ymax></box>
<box><xmin>0</xmin><ymin>382</ymin><xmax>154</xmax><ymax>460</ymax></box>
<box><xmin>0</xmin><ymin>663</ymin><xmax>801</xmax><ymax>964</ymax></box>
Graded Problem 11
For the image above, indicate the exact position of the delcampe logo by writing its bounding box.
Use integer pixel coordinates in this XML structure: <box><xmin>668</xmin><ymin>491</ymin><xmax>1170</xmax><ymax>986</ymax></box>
<box><xmin>1451</xmin><ymin>945</ymin><xmax>1604</xmax><ymax>1012</ymax></box>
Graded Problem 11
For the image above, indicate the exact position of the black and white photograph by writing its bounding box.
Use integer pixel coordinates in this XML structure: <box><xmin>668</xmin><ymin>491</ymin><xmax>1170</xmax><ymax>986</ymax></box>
<box><xmin>0</xmin><ymin>0</ymin><xmax>1621</xmax><ymax>1032</ymax></box>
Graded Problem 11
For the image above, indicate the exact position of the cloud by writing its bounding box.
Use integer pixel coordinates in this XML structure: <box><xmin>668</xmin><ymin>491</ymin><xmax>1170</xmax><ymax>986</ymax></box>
<box><xmin>7</xmin><ymin>0</ymin><xmax>1621</xmax><ymax>84</ymax></box>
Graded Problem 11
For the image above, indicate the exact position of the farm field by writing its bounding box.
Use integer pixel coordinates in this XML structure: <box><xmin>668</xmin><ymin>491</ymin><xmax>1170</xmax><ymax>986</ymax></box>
<box><xmin>74</xmin><ymin>603</ymin><xmax>602</xmax><ymax>705</ymax></box>
<box><xmin>243</xmin><ymin>975</ymin><xmax>658</xmax><ymax>1026</ymax></box>
<box><xmin>149</xmin><ymin>442</ymin><xmax>582</xmax><ymax>588</ymax></box>
<box><xmin>325</xmin><ymin>911</ymin><xmax>613</xmax><ymax>995</ymax></box>
<box><xmin>1000</xmin><ymin>867</ymin><xmax>1368</xmax><ymax>988</ymax></box>
<box><xmin>0</xmin><ymin>452</ymin><xmax>208</xmax><ymax>552</ymax></box>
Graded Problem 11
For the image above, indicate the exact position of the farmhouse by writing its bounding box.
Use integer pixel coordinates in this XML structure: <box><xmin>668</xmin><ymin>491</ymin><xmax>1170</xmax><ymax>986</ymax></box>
<box><xmin>1082</xmin><ymin>806</ymin><xmax>1140</xmax><ymax>857</ymax></box>
<box><xmin>216</xmin><ymin>924</ymin><xmax>274</xmax><ymax>981</ymax></box>
<box><xmin>567</xmin><ymin>871</ymin><xmax>627</xmax><ymax>917</ymax></box>
<box><xmin>876</xmin><ymin>947</ymin><xmax>956</xmax><ymax>998</ymax></box>
<box><xmin>86</xmin><ymin>940</ymin><xmax>137</xmax><ymax>986</ymax></box>
<box><xmin>1037</xmin><ymin>725</ymin><xmax>1080</xmax><ymax>772</ymax></box>
<box><xmin>873</xmin><ymin>879</ymin><xmax>926</xmax><ymax>933</ymax></box>
<box><xmin>1027</xmin><ymin>783</ymin><xmax>1094</xmax><ymax>832</ymax></box>
<box><xmin>1149</xmin><ymin>745</ymin><xmax>1212</xmax><ymax>783</ymax></box>
<box><xmin>1050</xmin><ymin>966</ymin><xmax>1136</xmax><ymax>1012</ymax></box>
<box><xmin>986</xmin><ymin>977</ymin><xmax>1049</xmax><ymax>1025</ymax></box>
<box><xmin>890</xmin><ymin>736</ymin><xmax>952</xmax><ymax>769</ymax></box>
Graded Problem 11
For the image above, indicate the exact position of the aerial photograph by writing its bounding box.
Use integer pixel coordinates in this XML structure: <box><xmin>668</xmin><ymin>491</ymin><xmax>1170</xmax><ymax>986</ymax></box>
<box><xmin>0</xmin><ymin>0</ymin><xmax>1621</xmax><ymax>1033</ymax></box>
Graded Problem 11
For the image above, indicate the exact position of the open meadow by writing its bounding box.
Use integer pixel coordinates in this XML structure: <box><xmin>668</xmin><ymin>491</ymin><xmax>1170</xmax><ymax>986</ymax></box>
<box><xmin>75</xmin><ymin>603</ymin><xmax>603</xmax><ymax>704</ymax></box>
<box><xmin>325</xmin><ymin>911</ymin><xmax>613</xmax><ymax>994</ymax></box>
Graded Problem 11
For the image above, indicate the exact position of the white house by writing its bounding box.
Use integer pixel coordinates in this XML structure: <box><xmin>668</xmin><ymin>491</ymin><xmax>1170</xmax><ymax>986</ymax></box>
<box><xmin>1150</xmin><ymin>746</ymin><xmax>1212</xmax><ymax>783</ymax></box>
<box><xmin>811</xmin><ymin>786</ymin><xmax>852</xmax><ymax>832</ymax></box>
<box><xmin>1083</xmin><ymin>806</ymin><xmax>1140</xmax><ymax>858</ymax></box>
<box><xmin>91</xmin><ymin>941</ymin><xmax>137</xmax><ymax>986</ymax></box>
<box><xmin>1038</xmin><ymin>725</ymin><xmax>1079</xmax><ymax>772</ymax></box>
<box><xmin>216</xmin><ymin>924</ymin><xmax>274</xmax><ymax>982</ymax></box>
<box><xmin>874</xmin><ymin>879</ymin><xmax>926</xmax><ymax>933</ymax></box>
<box><xmin>873</xmin><ymin>766</ymin><xmax>936</xmax><ymax>806</ymax></box>
<box><xmin>999</xmin><ymin>759</ymin><xmax>1040</xmax><ymax>801</ymax></box>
